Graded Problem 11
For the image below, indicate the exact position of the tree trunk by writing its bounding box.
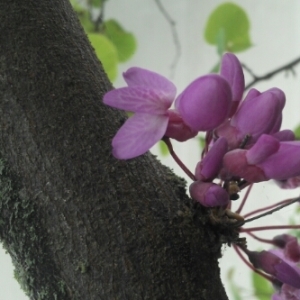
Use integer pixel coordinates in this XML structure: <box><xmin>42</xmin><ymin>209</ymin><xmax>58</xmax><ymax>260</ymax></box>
<box><xmin>0</xmin><ymin>1</ymin><xmax>229</xmax><ymax>299</ymax></box>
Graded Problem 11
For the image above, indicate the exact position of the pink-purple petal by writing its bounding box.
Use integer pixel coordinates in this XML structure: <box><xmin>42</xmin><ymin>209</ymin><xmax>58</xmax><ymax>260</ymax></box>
<box><xmin>189</xmin><ymin>181</ymin><xmax>229</xmax><ymax>207</ymax></box>
<box><xmin>123</xmin><ymin>67</ymin><xmax>176</xmax><ymax>103</ymax></box>
<box><xmin>103</xmin><ymin>87</ymin><xmax>172</xmax><ymax>114</ymax></box>
<box><xmin>259</xmin><ymin>141</ymin><xmax>300</xmax><ymax>180</ymax></box>
<box><xmin>177</xmin><ymin>74</ymin><xmax>232</xmax><ymax>131</ymax></box>
<box><xmin>220</xmin><ymin>53</ymin><xmax>245</xmax><ymax>116</ymax></box>
<box><xmin>246</xmin><ymin>134</ymin><xmax>280</xmax><ymax>165</ymax></box>
<box><xmin>112</xmin><ymin>113</ymin><xmax>168</xmax><ymax>159</ymax></box>
<box><xmin>231</xmin><ymin>90</ymin><xmax>284</xmax><ymax>142</ymax></box>
<box><xmin>272</xmin><ymin>130</ymin><xmax>295</xmax><ymax>142</ymax></box>
<box><xmin>195</xmin><ymin>137</ymin><xmax>228</xmax><ymax>181</ymax></box>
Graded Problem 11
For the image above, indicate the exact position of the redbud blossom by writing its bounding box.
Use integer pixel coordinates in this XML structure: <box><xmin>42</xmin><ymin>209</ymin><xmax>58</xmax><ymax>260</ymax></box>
<box><xmin>176</xmin><ymin>74</ymin><xmax>232</xmax><ymax>131</ymax></box>
<box><xmin>246</xmin><ymin>250</ymin><xmax>300</xmax><ymax>289</ymax></box>
<box><xmin>223</xmin><ymin>134</ymin><xmax>300</xmax><ymax>182</ymax></box>
<box><xmin>103</xmin><ymin>67</ymin><xmax>177</xmax><ymax>159</ymax></box>
<box><xmin>272</xmin><ymin>130</ymin><xmax>295</xmax><ymax>142</ymax></box>
<box><xmin>260</xmin><ymin>140</ymin><xmax>300</xmax><ymax>180</ymax></box>
<box><xmin>165</xmin><ymin>110</ymin><xmax>198</xmax><ymax>141</ymax></box>
<box><xmin>195</xmin><ymin>137</ymin><xmax>228</xmax><ymax>181</ymax></box>
<box><xmin>272</xmin><ymin>283</ymin><xmax>300</xmax><ymax>300</ymax></box>
<box><xmin>217</xmin><ymin>88</ymin><xmax>285</xmax><ymax>149</ymax></box>
<box><xmin>189</xmin><ymin>181</ymin><xmax>229</xmax><ymax>207</ymax></box>
<box><xmin>276</xmin><ymin>176</ymin><xmax>300</xmax><ymax>189</ymax></box>
<box><xmin>220</xmin><ymin>53</ymin><xmax>245</xmax><ymax>117</ymax></box>
<box><xmin>273</xmin><ymin>234</ymin><xmax>300</xmax><ymax>263</ymax></box>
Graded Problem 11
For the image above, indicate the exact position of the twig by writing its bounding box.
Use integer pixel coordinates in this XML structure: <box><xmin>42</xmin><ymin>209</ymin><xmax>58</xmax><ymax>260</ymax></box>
<box><xmin>154</xmin><ymin>0</ymin><xmax>181</xmax><ymax>78</ymax></box>
<box><xmin>244</xmin><ymin>56</ymin><xmax>300</xmax><ymax>90</ymax></box>
<box><xmin>235</xmin><ymin>184</ymin><xmax>253</xmax><ymax>214</ymax></box>
<box><xmin>232</xmin><ymin>196</ymin><xmax>300</xmax><ymax>228</ymax></box>
<box><xmin>241</xmin><ymin>225</ymin><xmax>300</xmax><ymax>232</ymax></box>
<box><xmin>94</xmin><ymin>0</ymin><xmax>106</xmax><ymax>32</ymax></box>
<box><xmin>243</xmin><ymin>196</ymin><xmax>300</xmax><ymax>223</ymax></box>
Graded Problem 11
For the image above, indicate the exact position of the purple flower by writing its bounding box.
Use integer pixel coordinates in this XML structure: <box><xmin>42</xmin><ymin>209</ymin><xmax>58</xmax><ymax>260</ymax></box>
<box><xmin>246</xmin><ymin>249</ymin><xmax>300</xmax><ymax>289</ymax></box>
<box><xmin>272</xmin><ymin>284</ymin><xmax>300</xmax><ymax>300</ymax></box>
<box><xmin>276</xmin><ymin>176</ymin><xmax>300</xmax><ymax>189</ymax></box>
<box><xmin>104</xmin><ymin>67</ymin><xmax>177</xmax><ymax>159</ymax></box>
<box><xmin>195</xmin><ymin>137</ymin><xmax>228</xmax><ymax>181</ymax></box>
<box><xmin>220</xmin><ymin>53</ymin><xmax>245</xmax><ymax>117</ymax></box>
<box><xmin>165</xmin><ymin>109</ymin><xmax>198</xmax><ymax>142</ymax></box>
<box><xmin>217</xmin><ymin>88</ymin><xmax>285</xmax><ymax>149</ymax></box>
<box><xmin>273</xmin><ymin>234</ymin><xmax>300</xmax><ymax>263</ymax></box>
<box><xmin>223</xmin><ymin>134</ymin><xmax>300</xmax><ymax>182</ymax></box>
<box><xmin>175</xmin><ymin>74</ymin><xmax>232</xmax><ymax>131</ymax></box>
<box><xmin>268</xmin><ymin>236</ymin><xmax>300</xmax><ymax>299</ymax></box>
<box><xmin>189</xmin><ymin>181</ymin><xmax>229</xmax><ymax>207</ymax></box>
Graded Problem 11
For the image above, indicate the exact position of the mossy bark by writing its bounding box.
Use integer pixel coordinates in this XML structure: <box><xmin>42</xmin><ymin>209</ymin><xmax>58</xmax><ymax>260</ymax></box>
<box><xmin>0</xmin><ymin>1</ymin><xmax>229</xmax><ymax>299</ymax></box>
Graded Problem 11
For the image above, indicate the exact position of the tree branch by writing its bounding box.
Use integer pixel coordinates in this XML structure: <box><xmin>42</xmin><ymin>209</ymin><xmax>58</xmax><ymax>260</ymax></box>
<box><xmin>0</xmin><ymin>1</ymin><xmax>228</xmax><ymax>299</ymax></box>
<box><xmin>244</xmin><ymin>56</ymin><xmax>300</xmax><ymax>90</ymax></box>
<box><xmin>154</xmin><ymin>0</ymin><xmax>181</xmax><ymax>78</ymax></box>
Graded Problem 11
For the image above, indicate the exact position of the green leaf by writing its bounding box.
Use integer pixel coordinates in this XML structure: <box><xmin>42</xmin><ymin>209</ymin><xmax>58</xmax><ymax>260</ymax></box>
<box><xmin>252</xmin><ymin>271</ymin><xmax>273</xmax><ymax>300</ymax></box>
<box><xmin>227</xmin><ymin>268</ymin><xmax>243</xmax><ymax>300</ymax></box>
<box><xmin>294</xmin><ymin>123</ymin><xmax>300</xmax><ymax>140</ymax></box>
<box><xmin>103</xmin><ymin>19</ymin><xmax>137</xmax><ymax>62</ymax></box>
<box><xmin>204</xmin><ymin>2</ymin><xmax>252</xmax><ymax>52</ymax></box>
<box><xmin>71</xmin><ymin>2</ymin><xmax>95</xmax><ymax>33</ymax></box>
<box><xmin>158</xmin><ymin>140</ymin><xmax>169</xmax><ymax>157</ymax></box>
<box><xmin>89</xmin><ymin>0</ymin><xmax>105</xmax><ymax>7</ymax></box>
<box><xmin>88</xmin><ymin>33</ymin><xmax>118</xmax><ymax>81</ymax></box>
<box><xmin>198</xmin><ymin>136</ymin><xmax>206</xmax><ymax>149</ymax></box>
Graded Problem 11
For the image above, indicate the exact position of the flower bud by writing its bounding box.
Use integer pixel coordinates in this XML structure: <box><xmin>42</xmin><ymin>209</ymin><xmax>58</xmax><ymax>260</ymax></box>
<box><xmin>223</xmin><ymin>148</ymin><xmax>267</xmax><ymax>183</ymax></box>
<box><xmin>217</xmin><ymin>88</ymin><xmax>285</xmax><ymax>149</ymax></box>
<box><xmin>260</xmin><ymin>141</ymin><xmax>300</xmax><ymax>180</ymax></box>
<box><xmin>231</xmin><ymin>88</ymin><xmax>285</xmax><ymax>143</ymax></box>
<box><xmin>272</xmin><ymin>130</ymin><xmax>295</xmax><ymax>142</ymax></box>
<box><xmin>272</xmin><ymin>235</ymin><xmax>300</xmax><ymax>263</ymax></box>
<box><xmin>220</xmin><ymin>53</ymin><xmax>245</xmax><ymax>117</ymax></box>
<box><xmin>165</xmin><ymin>110</ymin><xmax>198</xmax><ymax>141</ymax></box>
<box><xmin>246</xmin><ymin>134</ymin><xmax>280</xmax><ymax>165</ymax></box>
<box><xmin>246</xmin><ymin>250</ymin><xmax>300</xmax><ymax>289</ymax></box>
<box><xmin>176</xmin><ymin>74</ymin><xmax>232</xmax><ymax>131</ymax></box>
<box><xmin>195</xmin><ymin>137</ymin><xmax>228</xmax><ymax>181</ymax></box>
<box><xmin>189</xmin><ymin>181</ymin><xmax>229</xmax><ymax>207</ymax></box>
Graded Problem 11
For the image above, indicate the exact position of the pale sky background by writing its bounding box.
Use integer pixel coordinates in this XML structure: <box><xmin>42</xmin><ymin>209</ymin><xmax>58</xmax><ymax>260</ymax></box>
<box><xmin>1</xmin><ymin>1</ymin><xmax>300</xmax><ymax>299</ymax></box>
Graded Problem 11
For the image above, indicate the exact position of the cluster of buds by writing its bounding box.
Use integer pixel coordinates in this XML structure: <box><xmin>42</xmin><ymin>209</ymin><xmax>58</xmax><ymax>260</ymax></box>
<box><xmin>104</xmin><ymin>53</ymin><xmax>300</xmax><ymax>206</ymax></box>
<box><xmin>243</xmin><ymin>234</ymin><xmax>300</xmax><ymax>299</ymax></box>
<box><xmin>104</xmin><ymin>53</ymin><xmax>300</xmax><ymax>298</ymax></box>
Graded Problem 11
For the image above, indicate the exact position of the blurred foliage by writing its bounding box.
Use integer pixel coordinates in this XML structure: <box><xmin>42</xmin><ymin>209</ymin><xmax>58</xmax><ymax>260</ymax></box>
<box><xmin>88</xmin><ymin>33</ymin><xmax>118</xmax><ymax>81</ymax></box>
<box><xmin>252</xmin><ymin>272</ymin><xmax>273</xmax><ymax>300</ymax></box>
<box><xmin>158</xmin><ymin>140</ymin><xmax>169</xmax><ymax>157</ymax></box>
<box><xmin>205</xmin><ymin>2</ymin><xmax>252</xmax><ymax>53</ymax></box>
<box><xmin>103</xmin><ymin>19</ymin><xmax>136</xmax><ymax>63</ymax></box>
<box><xmin>71</xmin><ymin>0</ymin><xmax>137</xmax><ymax>81</ymax></box>
<box><xmin>227</xmin><ymin>268</ymin><xmax>243</xmax><ymax>300</ymax></box>
<box><xmin>294</xmin><ymin>124</ymin><xmax>300</xmax><ymax>139</ymax></box>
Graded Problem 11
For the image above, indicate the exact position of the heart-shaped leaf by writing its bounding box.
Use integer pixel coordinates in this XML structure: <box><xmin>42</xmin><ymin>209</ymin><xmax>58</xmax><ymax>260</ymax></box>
<box><xmin>204</xmin><ymin>3</ymin><xmax>252</xmax><ymax>52</ymax></box>
<box><xmin>88</xmin><ymin>33</ymin><xmax>118</xmax><ymax>81</ymax></box>
<box><xmin>103</xmin><ymin>19</ymin><xmax>137</xmax><ymax>62</ymax></box>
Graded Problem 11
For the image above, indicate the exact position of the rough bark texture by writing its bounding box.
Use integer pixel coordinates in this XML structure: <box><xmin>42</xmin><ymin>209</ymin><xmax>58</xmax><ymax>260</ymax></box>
<box><xmin>0</xmin><ymin>1</ymin><xmax>230</xmax><ymax>299</ymax></box>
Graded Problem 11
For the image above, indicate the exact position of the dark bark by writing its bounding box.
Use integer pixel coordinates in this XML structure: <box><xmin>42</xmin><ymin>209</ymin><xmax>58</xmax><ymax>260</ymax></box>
<box><xmin>0</xmin><ymin>1</ymin><xmax>229</xmax><ymax>299</ymax></box>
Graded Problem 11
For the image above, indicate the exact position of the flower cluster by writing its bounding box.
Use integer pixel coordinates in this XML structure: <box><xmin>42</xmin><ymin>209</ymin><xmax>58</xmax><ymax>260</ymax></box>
<box><xmin>104</xmin><ymin>53</ymin><xmax>300</xmax><ymax>298</ymax></box>
<box><xmin>244</xmin><ymin>234</ymin><xmax>300</xmax><ymax>299</ymax></box>
<box><xmin>104</xmin><ymin>53</ymin><xmax>300</xmax><ymax>207</ymax></box>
